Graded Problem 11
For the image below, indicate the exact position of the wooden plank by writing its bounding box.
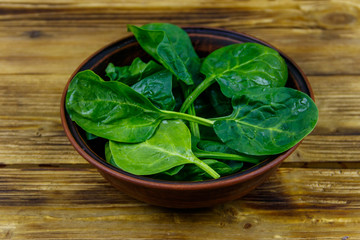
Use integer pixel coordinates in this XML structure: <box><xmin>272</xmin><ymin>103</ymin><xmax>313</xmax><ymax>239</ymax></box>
<box><xmin>0</xmin><ymin>0</ymin><xmax>359</xmax><ymax>10</ymax></box>
<box><xmin>0</xmin><ymin>1</ymin><xmax>360</xmax><ymax>76</ymax></box>
<box><xmin>311</xmin><ymin>76</ymin><xmax>360</xmax><ymax>126</ymax></box>
<box><xmin>0</xmin><ymin>74</ymin><xmax>82</xmax><ymax>164</ymax></box>
<box><xmin>287</xmin><ymin>135</ymin><xmax>360</xmax><ymax>163</ymax></box>
<box><xmin>2</xmin><ymin>27</ymin><xmax>360</xmax><ymax>76</ymax></box>
<box><xmin>286</xmin><ymin>75</ymin><xmax>360</xmax><ymax>163</ymax></box>
<box><xmin>1</xmin><ymin>0</ymin><xmax>359</xmax><ymax>239</ymax></box>
<box><xmin>0</xmin><ymin>167</ymin><xmax>359</xmax><ymax>239</ymax></box>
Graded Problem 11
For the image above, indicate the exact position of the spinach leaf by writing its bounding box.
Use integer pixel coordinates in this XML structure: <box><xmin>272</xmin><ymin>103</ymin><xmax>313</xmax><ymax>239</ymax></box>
<box><xmin>190</xmin><ymin>135</ymin><xmax>258</xmax><ymax>163</ymax></box>
<box><xmin>106</xmin><ymin>141</ymin><xmax>184</xmax><ymax>176</ymax></box>
<box><xmin>152</xmin><ymin>159</ymin><xmax>234</xmax><ymax>181</ymax></box>
<box><xmin>198</xmin><ymin>125</ymin><xmax>221</xmax><ymax>141</ymax></box>
<box><xmin>181</xmin><ymin>84</ymin><xmax>201</xmax><ymax>138</ymax></box>
<box><xmin>178</xmin><ymin>159</ymin><xmax>234</xmax><ymax>181</ymax></box>
<box><xmin>160</xmin><ymin>165</ymin><xmax>185</xmax><ymax>176</ymax></box>
<box><xmin>85</xmin><ymin>131</ymin><xmax>98</xmax><ymax>140</ymax></box>
<box><xmin>180</xmin><ymin>43</ymin><xmax>288</xmax><ymax>112</ymax></box>
<box><xmin>105</xmin><ymin>57</ymin><xmax>163</xmax><ymax>85</ymax></box>
<box><xmin>66</xmin><ymin>70</ymin><xmax>214</xmax><ymax>143</ymax></box>
<box><xmin>104</xmin><ymin>142</ymin><xmax>114</xmax><ymax>165</ymax></box>
<box><xmin>66</xmin><ymin>23</ymin><xmax>320</xmax><ymax>182</ymax></box>
<box><xmin>207</xmin><ymin>85</ymin><xmax>233</xmax><ymax>117</ymax></box>
<box><xmin>225</xmin><ymin>161</ymin><xmax>244</xmax><ymax>175</ymax></box>
<box><xmin>172</xmin><ymin>85</ymin><xmax>185</xmax><ymax>112</ymax></box>
<box><xmin>189</xmin><ymin>138</ymin><xmax>245</xmax><ymax>178</ymax></box>
<box><xmin>131</xmin><ymin>69</ymin><xmax>175</xmax><ymax>110</ymax></box>
<box><xmin>196</xmin><ymin>140</ymin><xmax>264</xmax><ymax>164</ymax></box>
<box><xmin>202</xmin><ymin>43</ymin><xmax>288</xmax><ymax>96</ymax></box>
<box><xmin>109</xmin><ymin>120</ymin><xmax>220</xmax><ymax>179</ymax></box>
<box><xmin>66</xmin><ymin>70</ymin><xmax>164</xmax><ymax>143</ymax></box>
<box><xmin>213</xmin><ymin>87</ymin><xmax>318</xmax><ymax>155</ymax></box>
<box><xmin>197</xmin><ymin>139</ymin><xmax>238</xmax><ymax>154</ymax></box>
<box><xmin>106</xmin><ymin>60</ymin><xmax>176</xmax><ymax>111</ymax></box>
<box><xmin>128</xmin><ymin>23</ymin><xmax>201</xmax><ymax>85</ymax></box>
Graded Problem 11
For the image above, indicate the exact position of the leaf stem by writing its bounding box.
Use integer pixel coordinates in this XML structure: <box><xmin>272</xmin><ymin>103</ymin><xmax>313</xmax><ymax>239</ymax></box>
<box><xmin>188</xmin><ymin>104</ymin><xmax>201</xmax><ymax>138</ymax></box>
<box><xmin>162</xmin><ymin>110</ymin><xmax>214</xmax><ymax>127</ymax></box>
<box><xmin>192</xmin><ymin>158</ymin><xmax>220</xmax><ymax>179</ymax></box>
<box><xmin>179</xmin><ymin>76</ymin><xmax>216</xmax><ymax>113</ymax></box>
<box><xmin>194</xmin><ymin>151</ymin><xmax>261</xmax><ymax>164</ymax></box>
<box><xmin>181</xmin><ymin>84</ymin><xmax>200</xmax><ymax>139</ymax></box>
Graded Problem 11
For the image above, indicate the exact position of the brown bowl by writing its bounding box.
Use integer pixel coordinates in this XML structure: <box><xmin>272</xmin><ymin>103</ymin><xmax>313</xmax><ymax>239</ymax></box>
<box><xmin>60</xmin><ymin>27</ymin><xmax>314</xmax><ymax>208</ymax></box>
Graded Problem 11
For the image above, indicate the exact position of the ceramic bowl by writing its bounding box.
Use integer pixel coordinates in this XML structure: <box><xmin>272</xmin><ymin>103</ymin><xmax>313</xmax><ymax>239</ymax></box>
<box><xmin>60</xmin><ymin>27</ymin><xmax>314</xmax><ymax>208</ymax></box>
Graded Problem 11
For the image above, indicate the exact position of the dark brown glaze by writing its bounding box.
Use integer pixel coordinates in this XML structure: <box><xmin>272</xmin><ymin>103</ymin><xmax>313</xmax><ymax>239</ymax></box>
<box><xmin>60</xmin><ymin>27</ymin><xmax>314</xmax><ymax>208</ymax></box>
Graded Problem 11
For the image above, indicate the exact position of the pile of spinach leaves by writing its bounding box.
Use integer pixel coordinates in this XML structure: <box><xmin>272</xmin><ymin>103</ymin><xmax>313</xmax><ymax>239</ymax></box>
<box><xmin>66</xmin><ymin>23</ymin><xmax>318</xmax><ymax>181</ymax></box>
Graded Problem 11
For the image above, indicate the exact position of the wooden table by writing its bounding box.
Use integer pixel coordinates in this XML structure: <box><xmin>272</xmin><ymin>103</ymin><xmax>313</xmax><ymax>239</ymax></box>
<box><xmin>1</xmin><ymin>0</ymin><xmax>359</xmax><ymax>239</ymax></box>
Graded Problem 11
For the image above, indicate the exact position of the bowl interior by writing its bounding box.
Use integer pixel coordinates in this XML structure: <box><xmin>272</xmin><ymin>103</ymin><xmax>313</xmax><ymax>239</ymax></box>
<box><xmin>63</xmin><ymin>28</ymin><xmax>312</xmax><ymax>185</ymax></box>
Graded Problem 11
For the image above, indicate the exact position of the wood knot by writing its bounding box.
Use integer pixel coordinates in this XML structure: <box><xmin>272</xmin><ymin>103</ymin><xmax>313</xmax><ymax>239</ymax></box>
<box><xmin>35</xmin><ymin>127</ymin><xmax>44</xmax><ymax>137</ymax></box>
<box><xmin>322</xmin><ymin>12</ymin><xmax>356</xmax><ymax>26</ymax></box>
<box><xmin>27</xmin><ymin>30</ymin><xmax>43</xmax><ymax>39</ymax></box>
<box><xmin>243</xmin><ymin>222</ymin><xmax>252</xmax><ymax>229</ymax></box>
<box><xmin>217</xmin><ymin>205</ymin><xmax>240</xmax><ymax>225</ymax></box>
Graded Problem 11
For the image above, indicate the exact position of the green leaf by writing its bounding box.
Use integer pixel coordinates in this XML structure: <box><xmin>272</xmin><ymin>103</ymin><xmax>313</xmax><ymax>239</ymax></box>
<box><xmin>131</xmin><ymin>69</ymin><xmax>176</xmax><ymax>110</ymax></box>
<box><xmin>225</xmin><ymin>161</ymin><xmax>244</xmax><ymax>175</ymax></box>
<box><xmin>180</xmin><ymin>159</ymin><xmax>234</xmax><ymax>181</ymax></box>
<box><xmin>172</xmin><ymin>85</ymin><xmax>185</xmax><ymax>112</ymax></box>
<box><xmin>106</xmin><ymin>140</ymin><xmax>184</xmax><ymax>176</ymax></box>
<box><xmin>152</xmin><ymin>159</ymin><xmax>235</xmax><ymax>181</ymax></box>
<box><xmin>66</xmin><ymin>70</ymin><xmax>165</xmax><ymax>143</ymax></box>
<box><xmin>85</xmin><ymin>131</ymin><xmax>98</xmax><ymax>140</ymax></box>
<box><xmin>105</xmin><ymin>58</ymin><xmax>163</xmax><ymax>85</ymax></box>
<box><xmin>207</xmin><ymin>85</ymin><xmax>233</xmax><ymax>117</ymax></box>
<box><xmin>159</xmin><ymin>165</ymin><xmax>185</xmax><ymax>176</ymax></box>
<box><xmin>201</xmin><ymin>43</ymin><xmax>288</xmax><ymax>98</ymax></box>
<box><xmin>104</xmin><ymin>142</ymin><xmax>113</xmax><ymax>164</ymax></box>
<box><xmin>214</xmin><ymin>87</ymin><xmax>319</xmax><ymax>155</ymax></box>
<box><xmin>198</xmin><ymin>125</ymin><xmax>221</xmax><ymax>141</ymax></box>
<box><xmin>188</xmin><ymin>138</ymin><xmax>245</xmax><ymax>178</ymax></box>
<box><xmin>105</xmin><ymin>141</ymin><xmax>120</xmax><ymax>167</ymax></box>
<box><xmin>109</xmin><ymin>120</ymin><xmax>220</xmax><ymax>179</ymax></box>
<box><xmin>66</xmin><ymin>70</ymin><xmax>215</xmax><ymax>143</ymax></box>
<box><xmin>197</xmin><ymin>139</ymin><xmax>238</xmax><ymax>154</ymax></box>
<box><xmin>128</xmin><ymin>23</ymin><xmax>201</xmax><ymax>85</ymax></box>
<box><xmin>179</xmin><ymin>43</ymin><xmax>288</xmax><ymax>113</ymax></box>
<box><xmin>194</xmin><ymin>139</ymin><xmax>263</xmax><ymax>164</ymax></box>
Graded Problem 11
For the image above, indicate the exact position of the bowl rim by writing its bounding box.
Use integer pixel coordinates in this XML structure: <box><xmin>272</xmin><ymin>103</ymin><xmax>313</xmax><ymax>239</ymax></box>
<box><xmin>60</xmin><ymin>26</ymin><xmax>312</xmax><ymax>190</ymax></box>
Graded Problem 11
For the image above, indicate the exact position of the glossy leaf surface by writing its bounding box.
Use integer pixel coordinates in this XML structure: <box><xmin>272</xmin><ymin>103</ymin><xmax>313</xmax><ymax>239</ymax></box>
<box><xmin>197</xmin><ymin>139</ymin><xmax>238</xmax><ymax>154</ymax></box>
<box><xmin>131</xmin><ymin>69</ymin><xmax>175</xmax><ymax>110</ymax></box>
<box><xmin>128</xmin><ymin>23</ymin><xmax>201</xmax><ymax>85</ymax></box>
<box><xmin>105</xmin><ymin>58</ymin><xmax>163</xmax><ymax>85</ymax></box>
<box><xmin>214</xmin><ymin>87</ymin><xmax>318</xmax><ymax>155</ymax></box>
<box><xmin>104</xmin><ymin>142</ymin><xmax>116</xmax><ymax>166</ymax></box>
<box><xmin>85</xmin><ymin>131</ymin><xmax>98</xmax><ymax>140</ymax></box>
<box><xmin>66</xmin><ymin>70</ymin><xmax>165</xmax><ymax>143</ymax></box>
<box><xmin>201</xmin><ymin>43</ymin><xmax>288</xmax><ymax>98</ymax></box>
<box><xmin>151</xmin><ymin>159</ymin><xmax>234</xmax><ymax>181</ymax></box>
<box><xmin>207</xmin><ymin>85</ymin><xmax>233</xmax><ymax>117</ymax></box>
<box><xmin>109</xmin><ymin>120</ymin><xmax>219</xmax><ymax>178</ymax></box>
<box><xmin>195</xmin><ymin>139</ymin><xmax>263</xmax><ymax>164</ymax></box>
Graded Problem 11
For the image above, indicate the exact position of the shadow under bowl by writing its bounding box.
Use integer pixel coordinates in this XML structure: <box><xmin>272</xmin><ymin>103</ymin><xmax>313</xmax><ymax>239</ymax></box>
<box><xmin>60</xmin><ymin>27</ymin><xmax>314</xmax><ymax>208</ymax></box>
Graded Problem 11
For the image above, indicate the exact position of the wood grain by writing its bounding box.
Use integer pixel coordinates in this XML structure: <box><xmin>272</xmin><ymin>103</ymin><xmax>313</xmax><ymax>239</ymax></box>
<box><xmin>0</xmin><ymin>0</ymin><xmax>359</xmax><ymax>11</ymax></box>
<box><xmin>1</xmin><ymin>0</ymin><xmax>360</xmax><ymax>76</ymax></box>
<box><xmin>0</xmin><ymin>167</ymin><xmax>359</xmax><ymax>239</ymax></box>
<box><xmin>1</xmin><ymin>0</ymin><xmax>360</xmax><ymax>239</ymax></box>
